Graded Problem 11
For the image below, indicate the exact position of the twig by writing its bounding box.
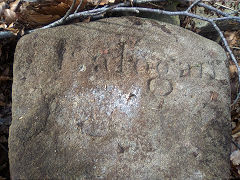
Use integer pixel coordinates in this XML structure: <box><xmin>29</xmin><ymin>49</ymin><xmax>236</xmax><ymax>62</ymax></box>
<box><xmin>210</xmin><ymin>20</ymin><xmax>240</xmax><ymax>105</ymax></box>
<box><xmin>212</xmin><ymin>16</ymin><xmax>240</xmax><ymax>22</ymax></box>
<box><xmin>27</xmin><ymin>2</ymin><xmax>128</xmax><ymax>34</ymax></box>
<box><xmin>0</xmin><ymin>31</ymin><xmax>16</xmax><ymax>40</ymax></box>
<box><xmin>232</xmin><ymin>139</ymin><xmax>240</xmax><ymax>150</ymax></box>
<box><xmin>198</xmin><ymin>2</ymin><xmax>240</xmax><ymax>23</ymax></box>
<box><xmin>186</xmin><ymin>0</ymin><xmax>201</xmax><ymax>12</ymax></box>
<box><xmin>93</xmin><ymin>0</ymin><xmax>102</xmax><ymax>9</ymax></box>
<box><xmin>27</xmin><ymin>0</ymin><xmax>77</xmax><ymax>33</ymax></box>
<box><xmin>66</xmin><ymin>3</ymin><xmax>129</xmax><ymax>21</ymax></box>
<box><xmin>232</xmin><ymin>47</ymin><xmax>240</xmax><ymax>50</ymax></box>
<box><xmin>215</xmin><ymin>2</ymin><xmax>237</xmax><ymax>12</ymax></box>
<box><xmin>74</xmin><ymin>0</ymin><xmax>83</xmax><ymax>13</ymax></box>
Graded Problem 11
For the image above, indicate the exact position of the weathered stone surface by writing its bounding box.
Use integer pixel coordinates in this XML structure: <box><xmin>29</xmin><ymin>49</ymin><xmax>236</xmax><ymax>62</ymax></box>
<box><xmin>9</xmin><ymin>16</ymin><xmax>231</xmax><ymax>179</ymax></box>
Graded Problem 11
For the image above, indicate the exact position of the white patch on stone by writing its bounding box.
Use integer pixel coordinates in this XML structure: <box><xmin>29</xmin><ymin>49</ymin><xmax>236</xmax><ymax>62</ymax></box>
<box><xmin>56</xmin><ymin>84</ymin><xmax>141</xmax><ymax>137</ymax></box>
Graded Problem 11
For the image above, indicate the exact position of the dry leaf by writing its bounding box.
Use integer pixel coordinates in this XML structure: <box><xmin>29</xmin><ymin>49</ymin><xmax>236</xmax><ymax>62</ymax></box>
<box><xmin>3</xmin><ymin>9</ymin><xmax>17</xmax><ymax>23</ymax></box>
<box><xmin>225</xmin><ymin>31</ymin><xmax>238</xmax><ymax>47</ymax></box>
<box><xmin>233</xmin><ymin>122</ymin><xmax>240</xmax><ymax>135</ymax></box>
<box><xmin>18</xmin><ymin>0</ymin><xmax>87</xmax><ymax>27</ymax></box>
<box><xmin>232</xmin><ymin>132</ymin><xmax>240</xmax><ymax>138</ymax></box>
<box><xmin>0</xmin><ymin>1</ymin><xmax>6</xmax><ymax>15</ymax></box>
<box><xmin>0</xmin><ymin>23</ymin><xmax>7</xmax><ymax>28</ymax></box>
<box><xmin>231</xmin><ymin>150</ymin><xmax>240</xmax><ymax>166</ymax></box>
<box><xmin>10</xmin><ymin>0</ymin><xmax>21</xmax><ymax>12</ymax></box>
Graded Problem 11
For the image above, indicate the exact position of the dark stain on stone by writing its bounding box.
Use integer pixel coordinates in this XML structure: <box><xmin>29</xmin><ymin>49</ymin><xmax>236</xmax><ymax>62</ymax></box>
<box><xmin>127</xmin><ymin>93</ymin><xmax>136</xmax><ymax>102</ymax></box>
<box><xmin>127</xmin><ymin>16</ymin><xmax>144</xmax><ymax>26</ymax></box>
<box><xmin>56</xmin><ymin>39</ymin><xmax>66</xmax><ymax>70</ymax></box>
<box><xmin>26</xmin><ymin>58</ymin><xmax>32</xmax><ymax>64</ymax></box>
<box><xmin>134</xmin><ymin>19</ymin><xmax>143</xmax><ymax>26</ymax></box>
<box><xmin>149</xmin><ymin>20</ymin><xmax>160</xmax><ymax>27</ymax></box>
<box><xmin>219</xmin><ymin>79</ymin><xmax>228</xmax><ymax>86</ymax></box>
<box><xmin>118</xmin><ymin>144</ymin><xmax>125</xmax><ymax>154</ymax></box>
<box><xmin>160</xmin><ymin>25</ymin><xmax>172</xmax><ymax>34</ymax></box>
<box><xmin>149</xmin><ymin>20</ymin><xmax>171</xmax><ymax>34</ymax></box>
<box><xmin>94</xmin><ymin>65</ymin><xmax>99</xmax><ymax>72</ymax></box>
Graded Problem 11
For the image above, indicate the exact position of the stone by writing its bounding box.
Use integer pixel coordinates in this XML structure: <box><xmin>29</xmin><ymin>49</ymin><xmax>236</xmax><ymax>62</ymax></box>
<box><xmin>9</xmin><ymin>16</ymin><xmax>231</xmax><ymax>179</ymax></box>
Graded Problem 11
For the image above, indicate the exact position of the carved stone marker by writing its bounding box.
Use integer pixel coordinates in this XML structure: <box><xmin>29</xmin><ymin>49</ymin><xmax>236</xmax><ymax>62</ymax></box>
<box><xmin>9</xmin><ymin>17</ymin><xmax>231</xmax><ymax>179</ymax></box>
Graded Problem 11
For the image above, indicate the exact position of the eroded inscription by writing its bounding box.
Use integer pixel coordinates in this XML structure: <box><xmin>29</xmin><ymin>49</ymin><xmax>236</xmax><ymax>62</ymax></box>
<box><xmin>90</xmin><ymin>42</ymin><xmax>218</xmax><ymax>99</ymax></box>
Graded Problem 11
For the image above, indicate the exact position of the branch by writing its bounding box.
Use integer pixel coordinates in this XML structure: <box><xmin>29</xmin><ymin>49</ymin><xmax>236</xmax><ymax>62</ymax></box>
<box><xmin>27</xmin><ymin>0</ymin><xmax>77</xmax><ymax>33</ymax></box>
<box><xmin>0</xmin><ymin>31</ymin><xmax>16</xmax><ymax>40</ymax></box>
<box><xmin>74</xmin><ymin>0</ymin><xmax>83</xmax><ymax>13</ymax></box>
<box><xmin>186</xmin><ymin>0</ymin><xmax>201</xmax><ymax>12</ymax></box>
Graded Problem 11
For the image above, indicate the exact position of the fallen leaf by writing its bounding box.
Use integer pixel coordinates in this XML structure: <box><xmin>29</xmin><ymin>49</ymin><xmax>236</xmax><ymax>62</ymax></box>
<box><xmin>0</xmin><ymin>2</ymin><xmax>6</xmax><ymax>15</ymax></box>
<box><xmin>3</xmin><ymin>9</ymin><xmax>17</xmax><ymax>24</ymax></box>
<box><xmin>231</xmin><ymin>150</ymin><xmax>240</xmax><ymax>166</ymax></box>
<box><xmin>18</xmin><ymin>0</ymin><xmax>87</xmax><ymax>27</ymax></box>
<box><xmin>10</xmin><ymin>0</ymin><xmax>21</xmax><ymax>12</ymax></box>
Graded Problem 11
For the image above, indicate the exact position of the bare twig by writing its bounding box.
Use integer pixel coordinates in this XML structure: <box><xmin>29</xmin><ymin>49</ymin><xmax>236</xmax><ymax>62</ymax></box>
<box><xmin>198</xmin><ymin>2</ymin><xmax>240</xmax><ymax>23</ymax></box>
<box><xmin>212</xmin><ymin>16</ymin><xmax>240</xmax><ymax>22</ymax></box>
<box><xmin>210</xmin><ymin>21</ymin><xmax>240</xmax><ymax>105</ymax></box>
<box><xmin>186</xmin><ymin>0</ymin><xmax>201</xmax><ymax>12</ymax></box>
<box><xmin>0</xmin><ymin>31</ymin><xmax>16</xmax><ymax>39</ymax></box>
<box><xmin>232</xmin><ymin>47</ymin><xmax>240</xmax><ymax>50</ymax></box>
<box><xmin>27</xmin><ymin>2</ymin><xmax>128</xmax><ymax>33</ymax></box>
<box><xmin>93</xmin><ymin>0</ymin><xmax>102</xmax><ymax>9</ymax></box>
<box><xmin>232</xmin><ymin>139</ymin><xmax>240</xmax><ymax>150</ymax></box>
<box><xmin>27</xmin><ymin>0</ymin><xmax>77</xmax><ymax>33</ymax></box>
<box><xmin>215</xmin><ymin>2</ymin><xmax>237</xmax><ymax>12</ymax></box>
<box><xmin>74</xmin><ymin>0</ymin><xmax>83</xmax><ymax>13</ymax></box>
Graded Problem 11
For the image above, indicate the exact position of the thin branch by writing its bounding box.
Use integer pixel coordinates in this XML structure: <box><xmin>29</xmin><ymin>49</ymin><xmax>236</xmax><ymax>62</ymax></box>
<box><xmin>210</xmin><ymin>21</ymin><xmax>240</xmax><ymax>105</ymax></box>
<box><xmin>66</xmin><ymin>3</ymin><xmax>129</xmax><ymax>21</ymax></box>
<box><xmin>232</xmin><ymin>139</ymin><xmax>240</xmax><ymax>150</ymax></box>
<box><xmin>27</xmin><ymin>3</ymin><xmax>128</xmax><ymax>34</ymax></box>
<box><xmin>27</xmin><ymin>0</ymin><xmax>76</xmax><ymax>33</ymax></box>
<box><xmin>232</xmin><ymin>47</ymin><xmax>240</xmax><ymax>50</ymax></box>
<box><xmin>186</xmin><ymin>0</ymin><xmax>201</xmax><ymax>12</ymax></box>
<box><xmin>0</xmin><ymin>31</ymin><xmax>16</xmax><ymax>40</ymax></box>
<box><xmin>74</xmin><ymin>0</ymin><xmax>83</xmax><ymax>13</ymax></box>
<box><xmin>212</xmin><ymin>16</ymin><xmax>240</xmax><ymax>22</ymax></box>
<box><xmin>215</xmin><ymin>2</ymin><xmax>237</xmax><ymax>12</ymax></box>
<box><xmin>198</xmin><ymin>2</ymin><xmax>240</xmax><ymax>23</ymax></box>
<box><xmin>93</xmin><ymin>0</ymin><xmax>102</xmax><ymax>9</ymax></box>
<box><xmin>111</xmin><ymin>7</ymin><xmax>210</xmax><ymax>22</ymax></box>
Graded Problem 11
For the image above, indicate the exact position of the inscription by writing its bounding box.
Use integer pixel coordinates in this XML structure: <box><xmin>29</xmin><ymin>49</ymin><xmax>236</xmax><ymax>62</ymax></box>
<box><xmin>90</xmin><ymin>42</ymin><xmax>218</xmax><ymax>100</ymax></box>
<box><xmin>157</xmin><ymin>61</ymin><xmax>169</xmax><ymax>78</ymax></box>
<box><xmin>90</xmin><ymin>40</ymin><xmax>217</xmax><ymax>82</ymax></box>
<box><xmin>149</xmin><ymin>78</ymin><xmax>173</xmax><ymax>97</ymax></box>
